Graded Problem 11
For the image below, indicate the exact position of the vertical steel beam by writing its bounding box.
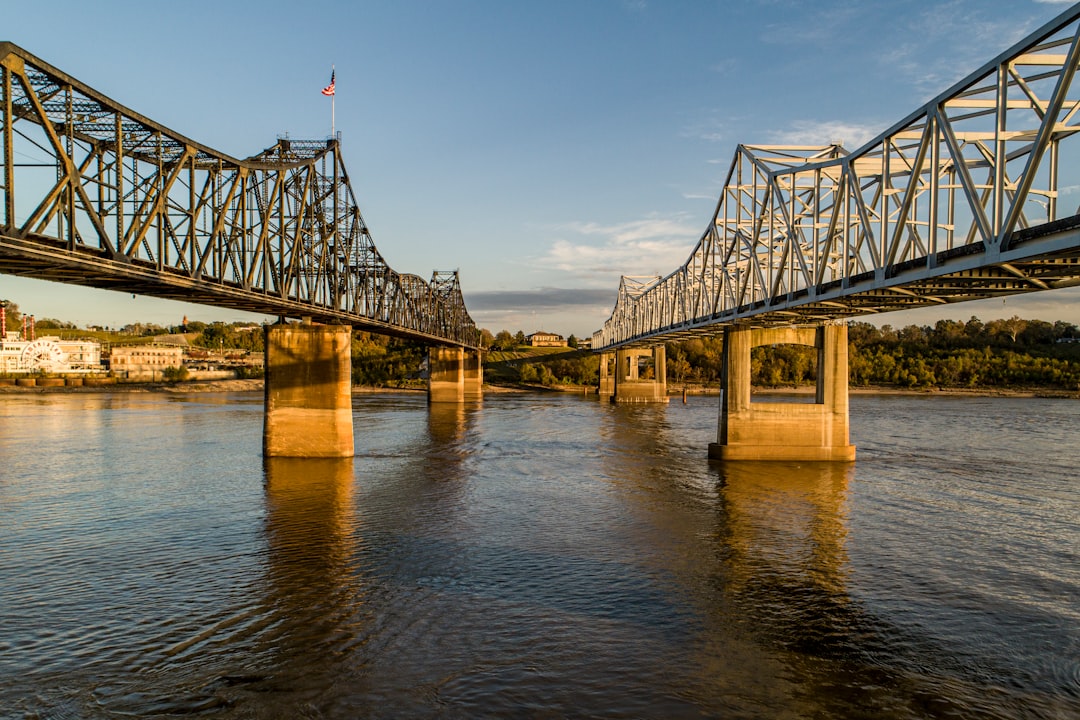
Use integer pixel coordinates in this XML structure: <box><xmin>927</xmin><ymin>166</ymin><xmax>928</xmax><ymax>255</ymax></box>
<box><xmin>188</xmin><ymin>158</ymin><xmax>196</xmax><ymax>271</ymax></box>
<box><xmin>114</xmin><ymin>112</ymin><xmax>124</xmax><ymax>254</ymax></box>
<box><xmin>929</xmin><ymin>114</ymin><xmax>940</xmax><ymax>262</ymax></box>
<box><xmin>993</xmin><ymin>62</ymin><xmax>1008</xmax><ymax>235</ymax></box>
<box><xmin>2</xmin><ymin>63</ymin><xmax>13</xmax><ymax>229</ymax></box>
<box><xmin>1000</xmin><ymin>25</ymin><xmax>1080</xmax><ymax>248</ymax></box>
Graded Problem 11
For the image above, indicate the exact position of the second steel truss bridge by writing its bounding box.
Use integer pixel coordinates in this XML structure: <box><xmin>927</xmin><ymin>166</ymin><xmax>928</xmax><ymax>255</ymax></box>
<box><xmin>593</xmin><ymin>5</ymin><xmax>1080</xmax><ymax>351</ymax></box>
<box><xmin>0</xmin><ymin>42</ymin><xmax>478</xmax><ymax>348</ymax></box>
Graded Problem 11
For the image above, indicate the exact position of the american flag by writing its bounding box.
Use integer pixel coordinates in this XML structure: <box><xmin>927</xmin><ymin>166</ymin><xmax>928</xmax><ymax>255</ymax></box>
<box><xmin>321</xmin><ymin>69</ymin><xmax>335</xmax><ymax>96</ymax></box>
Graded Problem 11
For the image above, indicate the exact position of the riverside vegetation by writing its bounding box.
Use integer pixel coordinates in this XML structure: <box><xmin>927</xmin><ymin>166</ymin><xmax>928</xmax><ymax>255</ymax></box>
<box><xmin>6</xmin><ymin>297</ymin><xmax>1080</xmax><ymax>392</ymax></box>
<box><xmin>360</xmin><ymin>316</ymin><xmax>1080</xmax><ymax>393</ymax></box>
<box><xmin>486</xmin><ymin>316</ymin><xmax>1080</xmax><ymax>393</ymax></box>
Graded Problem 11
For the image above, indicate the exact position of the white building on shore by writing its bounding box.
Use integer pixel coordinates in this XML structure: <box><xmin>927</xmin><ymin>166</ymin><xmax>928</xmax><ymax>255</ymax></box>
<box><xmin>0</xmin><ymin>332</ymin><xmax>103</xmax><ymax>375</ymax></box>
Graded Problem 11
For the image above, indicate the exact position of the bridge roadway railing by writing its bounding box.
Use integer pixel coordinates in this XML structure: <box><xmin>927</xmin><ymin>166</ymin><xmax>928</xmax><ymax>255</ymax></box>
<box><xmin>593</xmin><ymin>4</ymin><xmax>1080</xmax><ymax>350</ymax></box>
<box><xmin>0</xmin><ymin>42</ymin><xmax>478</xmax><ymax>349</ymax></box>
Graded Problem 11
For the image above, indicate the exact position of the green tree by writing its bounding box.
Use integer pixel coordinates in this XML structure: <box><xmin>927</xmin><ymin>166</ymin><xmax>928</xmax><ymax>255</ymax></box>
<box><xmin>195</xmin><ymin>322</ymin><xmax>229</xmax><ymax>348</ymax></box>
<box><xmin>536</xmin><ymin>364</ymin><xmax>557</xmax><ymax>386</ymax></box>
<box><xmin>0</xmin><ymin>299</ymin><xmax>21</xmax><ymax>328</ymax></box>
<box><xmin>35</xmin><ymin>318</ymin><xmax>76</xmax><ymax>329</ymax></box>
<box><xmin>931</xmin><ymin>319</ymin><xmax>965</xmax><ymax>347</ymax></box>
<box><xmin>161</xmin><ymin>365</ymin><xmax>189</xmax><ymax>383</ymax></box>
<box><xmin>668</xmin><ymin>348</ymin><xmax>691</xmax><ymax>384</ymax></box>
<box><xmin>898</xmin><ymin>325</ymin><xmax>927</xmax><ymax>344</ymax></box>
<box><xmin>518</xmin><ymin>362</ymin><xmax>538</xmax><ymax>383</ymax></box>
<box><xmin>1053</xmin><ymin>320</ymin><xmax>1078</xmax><ymax>340</ymax></box>
<box><xmin>964</xmin><ymin>316</ymin><xmax>986</xmax><ymax>342</ymax></box>
<box><xmin>493</xmin><ymin>330</ymin><xmax>515</xmax><ymax>350</ymax></box>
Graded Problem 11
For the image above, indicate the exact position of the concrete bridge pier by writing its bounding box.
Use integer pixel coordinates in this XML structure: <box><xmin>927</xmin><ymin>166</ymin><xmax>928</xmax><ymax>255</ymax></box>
<box><xmin>709</xmin><ymin>324</ymin><xmax>855</xmax><ymax>462</ymax></box>
<box><xmin>263</xmin><ymin>323</ymin><xmax>354</xmax><ymax>458</ymax></box>
<box><xmin>600</xmin><ymin>346</ymin><xmax>668</xmax><ymax>403</ymax></box>
<box><xmin>599</xmin><ymin>351</ymin><xmax>616</xmax><ymax>398</ymax></box>
<box><xmin>428</xmin><ymin>346</ymin><xmax>483</xmax><ymax>402</ymax></box>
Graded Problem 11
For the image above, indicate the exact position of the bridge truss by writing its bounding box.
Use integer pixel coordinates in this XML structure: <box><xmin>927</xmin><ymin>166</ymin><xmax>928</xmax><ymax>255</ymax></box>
<box><xmin>0</xmin><ymin>43</ymin><xmax>478</xmax><ymax>348</ymax></box>
<box><xmin>594</xmin><ymin>5</ymin><xmax>1080</xmax><ymax>350</ymax></box>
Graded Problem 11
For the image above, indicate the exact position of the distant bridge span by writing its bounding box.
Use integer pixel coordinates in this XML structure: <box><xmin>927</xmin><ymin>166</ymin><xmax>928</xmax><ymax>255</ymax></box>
<box><xmin>0</xmin><ymin>42</ymin><xmax>478</xmax><ymax>349</ymax></box>
<box><xmin>593</xmin><ymin>5</ymin><xmax>1080</xmax><ymax>351</ymax></box>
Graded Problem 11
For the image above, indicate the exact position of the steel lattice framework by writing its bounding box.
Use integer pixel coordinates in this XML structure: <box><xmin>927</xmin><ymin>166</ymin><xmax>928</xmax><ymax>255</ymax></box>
<box><xmin>594</xmin><ymin>5</ymin><xmax>1080</xmax><ymax>350</ymax></box>
<box><xmin>0</xmin><ymin>43</ymin><xmax>478</xmax><ymax>348</ymax></box>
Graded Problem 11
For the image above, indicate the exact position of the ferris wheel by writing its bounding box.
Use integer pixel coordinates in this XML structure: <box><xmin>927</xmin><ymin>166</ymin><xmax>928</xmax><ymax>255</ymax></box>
<box><xmin>20</xmin><ymin>339</ymin><xmax>66</xmax><ymax>372</ymax></box>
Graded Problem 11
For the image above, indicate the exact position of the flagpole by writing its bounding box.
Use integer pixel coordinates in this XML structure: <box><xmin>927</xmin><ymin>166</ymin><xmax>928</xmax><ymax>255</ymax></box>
<box><xmin>331</xmin><ymin>64</ymin><xmax>335</xmax><ymax>138</ymax></box>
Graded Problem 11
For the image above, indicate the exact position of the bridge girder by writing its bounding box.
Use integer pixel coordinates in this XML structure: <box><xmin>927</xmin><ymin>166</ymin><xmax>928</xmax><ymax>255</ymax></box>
<box><xmin>594</xmin><ymin>5</ymin><xmax>1080</xmax><ymax>350</ymax></box>
<box><xmin>0</xmin><ymin>43</ymin><xmax>478</xmax><ymax>348</ymax></box>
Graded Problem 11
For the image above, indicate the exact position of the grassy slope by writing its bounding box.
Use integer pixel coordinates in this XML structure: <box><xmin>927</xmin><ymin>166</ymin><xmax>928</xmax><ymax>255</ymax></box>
<box><xmin>484</xmin><ymin>346</ymin><xmax>591</xmax><ymax>383</ymax></box>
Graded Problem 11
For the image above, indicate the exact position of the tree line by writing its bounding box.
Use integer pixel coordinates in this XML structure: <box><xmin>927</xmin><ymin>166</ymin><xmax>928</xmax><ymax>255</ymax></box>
<box><xmin>506</xmin><ymin>315</ymin><xmax>1080</xmax><ymax>391</ymax></box>
<box><xmin>667</xmin><ymin>316</ymin><xmax>1080</xmax><ymax>391</ymax></box>
<box><xmin>8</xmin><ymin>296</ymin><xmax>1080</xmax><ymax>391</ymax></box>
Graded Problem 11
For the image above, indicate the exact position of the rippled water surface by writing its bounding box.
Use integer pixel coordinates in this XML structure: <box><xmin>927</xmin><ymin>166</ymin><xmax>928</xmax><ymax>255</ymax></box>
<box><xmin>0</xmin><ymin>391</ymin><xmax>1077</xmax><ymax>718</ymax></box>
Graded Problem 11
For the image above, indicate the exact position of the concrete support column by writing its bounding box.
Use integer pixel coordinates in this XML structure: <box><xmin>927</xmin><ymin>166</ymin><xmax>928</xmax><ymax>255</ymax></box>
<box><xmin>429</xmin><ymin>346</ymin><xmax>466</xmax><ymax>403</ymax></box>
<box><xmin>709</xmin><ymin>324</ymin><xmax>854</xmax><ymax>462</ymax></box>
<box><xmin>598</xmin><ymin>351</ymin><xmax>615</xmax><ymax>398</ymax></box>
<box><xmin>612</xmin><ymin>345</ymin><xmax>668</xmax><ymax>403</ymax></box>
<box><xmin>264</xmin><ymin>324</ymin><xmax>354</xmax><ymax>458</ymax></box>
<box><xmin>464</xmin><ymin>349</ymin><xmax>483</xmax><ymax>401</ymax></box>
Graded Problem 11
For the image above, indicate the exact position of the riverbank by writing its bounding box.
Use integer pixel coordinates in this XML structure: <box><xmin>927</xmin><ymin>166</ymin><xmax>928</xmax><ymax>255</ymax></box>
<box><xmin>0</xmin><ymin>378</ymin><xmax>265</xmax><ymax>394</ymax></box>
<box><xmin>509</xmin><ymin>382</ymin><xmax>1080</xmax><ymax>399</ymax></box>
<box><xmin>756</xmin><ymin>384</ymin><xmax>1080</xmax><ymax>399</ymax></box>
<box><xmin>0</xmin><ymin>377</ymin><xmax>1075</xmax><ymax>399</ymax></box>
<box><xmin>0</xmin><ymin>379</ymin><xmax>521</xmax><ymax>396</ymax></box>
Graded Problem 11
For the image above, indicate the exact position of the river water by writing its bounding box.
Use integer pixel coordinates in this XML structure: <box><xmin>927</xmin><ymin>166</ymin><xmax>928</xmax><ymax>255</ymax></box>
<box><xmin>0</xmin><ymin>390</ymin><xmax>1077</xmax><ymax>718</ymax></box>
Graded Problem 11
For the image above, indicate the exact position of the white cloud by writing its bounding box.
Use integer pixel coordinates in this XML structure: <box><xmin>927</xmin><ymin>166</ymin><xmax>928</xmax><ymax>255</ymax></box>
<box><xmin>886</xmin><ymin>3</ymin><xmax>1039</xmax><ymax>97</ymax></box>
<box><xmin>537</xmin><ymin>214</ymin><xmax>702</xmax><ymax>281</ymax></box>
<box><xmin>768</xmin><ymin>120</ymin><xmax>883</xmax><ymax>150</ymax></box>
<box><xmin>710</xmin><ymin>58</ymin><xmax>739</xmax><ymax>77</ymax></box>
<box><xmin>759</xmin><ymin>2</ymin><xmax>865</xmax><ymax>47</ymax></box>
<box><xmin>681</xmin><ymin>109</ymin><xmax>749</xmax><ymax>144</ymax></box>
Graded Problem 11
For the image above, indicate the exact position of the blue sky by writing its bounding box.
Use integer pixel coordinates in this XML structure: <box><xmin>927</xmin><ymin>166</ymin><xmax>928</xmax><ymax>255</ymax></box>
<box><xmin>3</xmin><ymin>0</ymin><xmax>1080</xmax><ymax>337</ymax></box>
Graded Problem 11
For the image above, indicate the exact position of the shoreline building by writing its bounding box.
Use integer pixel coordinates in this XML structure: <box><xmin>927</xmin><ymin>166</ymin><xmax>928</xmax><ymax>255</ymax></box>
<box><xmin>527</xmin><ymin>331</ymin><xmax>567</xmax><ymax>348</ymax></box>
<box><xmin>108</xmin><ymin>344</ymin><xmax>184</xmax><ymax>381</ymax></box>
<box><xmin>0</xmin><ymin>331</ymin><xmax>103</xmax><ymax>374</ymax></box>
<box><xmin>0</xmin><ymin>306</ymin><xmax>103</xmax><ymax>375</ymax></box>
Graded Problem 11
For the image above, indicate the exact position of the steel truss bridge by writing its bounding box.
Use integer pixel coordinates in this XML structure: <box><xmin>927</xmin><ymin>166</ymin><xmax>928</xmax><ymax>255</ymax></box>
<box><xmin>0</xmin><ymin>43</ymin><xmax>478</xmax><ymax>348</ymax></box>
<box><xmin>594</xmin><ymin>5</ymin><xmax>1080</xmax><ymax>351</ymax></box>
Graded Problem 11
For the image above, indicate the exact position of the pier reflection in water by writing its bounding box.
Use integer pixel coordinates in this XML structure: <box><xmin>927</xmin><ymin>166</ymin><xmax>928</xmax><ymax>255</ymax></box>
<box><xmin>259</xmin><ymin>457</ymin><xmax>367</xmax><ymax>708</ymax></box>
<box><xmin>0</xmin><ymin>392</ymin><xmax>1076</xmax><ymax>717</ymax></box>
<box><xmin>594</xmin><ymin>402</ymin><xmax>862</xmax><ymax>716</ymax></box>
